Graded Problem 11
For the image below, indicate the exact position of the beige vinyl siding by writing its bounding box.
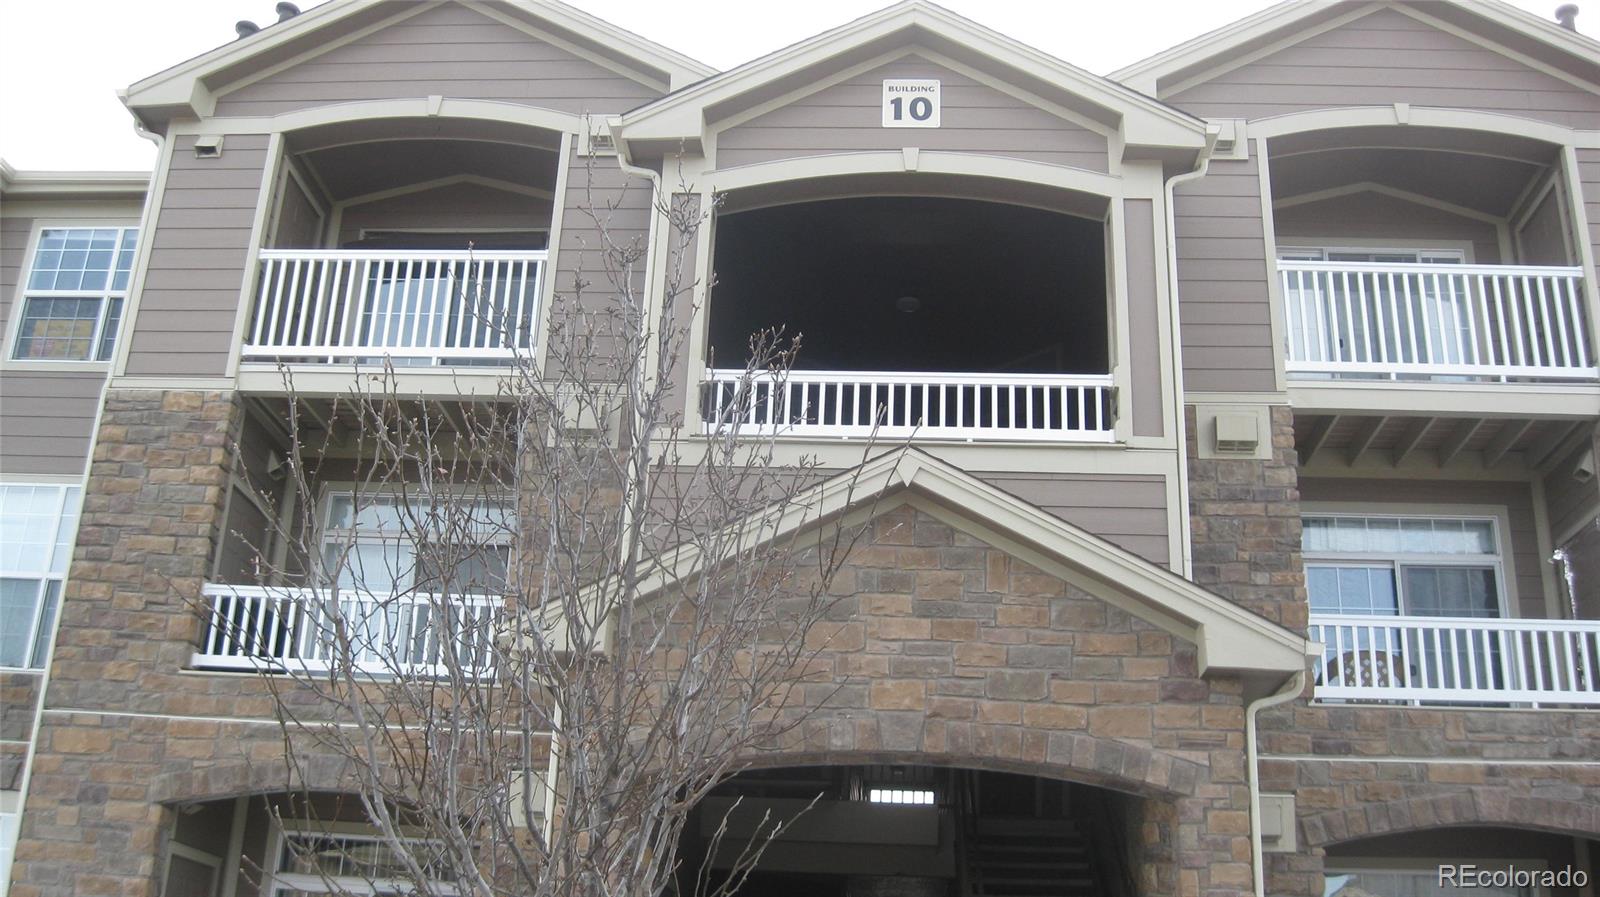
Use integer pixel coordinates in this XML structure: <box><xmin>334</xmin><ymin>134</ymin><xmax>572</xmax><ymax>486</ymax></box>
<box><xmin>546</xmin><ymin>151</ymin><xmax>653</xmax><ymax>381</ymax></box>
<box><xmin>1172</xmin><ymin>156</ymin><xmax>1277</xmax><ymax>393</ymax></box>
<box><xmin>1542</xmin><ymin>437</ymin><xmax>1600</xmax><ymax>545</ymax></box>
<box><xmin>1514</xmin><ymin>186</ymin><xmax>1572</xmax><ymax>265</ymax></box>
<box><xmin>213</xmin><ymin>3</ymin><xmax>660</xmax><ymax>118</ymax></box>
<box><xmin>973</xmin><ymin>472</ymin><xmax>1170</xmax><ymax>566</ymax></box>
<box><xmin>0</xmin><ymin>370</ymin><xmax>105</xmax><ymax>477</ymax></box>
<box><xmin>0</xmin><ymin>214</ymin><xmax>32</xmax><ymax>330</ymax></box>
<box><xmin>1299</xmin><ymin>477</ymin><xmax>1548</xmax><ymax>619</ymax></box>
<box><xmin>1166</xmin><ymin>8</ymin><xmax>1600</xmax><ymax>129</ymax></box>
<box><xmin>1123</xmin><ymin>199</ymin><xmax>1163</xmax><ymax>438</ymax></box>
<box><xmin>335</xmin><ymin>182</ymin><xmax>554</xmax><ymax>247</ymax></box>
<box><xmin>125</xmin><ymin>134</ymin><xmax>269</xmax><ymax>377</ymax></box>
<box><xmin>1577</xmin><ymin>149</ymin><xmax>1600</xmax><ymax>274</ymax></box>
<box><xmin>271</xmin><ymin>174</ymin><xmax>323</xmax><ymax>249</ymax></box>
<box><xmin>715</xmin><ymin>55</ymin><xmax>1109</xmax><ymax>172</ymax></box>
<box><xmin>1275</xmin><ymin>191</ymin><xmax>1502</xmax><ymax>263</ymax></box>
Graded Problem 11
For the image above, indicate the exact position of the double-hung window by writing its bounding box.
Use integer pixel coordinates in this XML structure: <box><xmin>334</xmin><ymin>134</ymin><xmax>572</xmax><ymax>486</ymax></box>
<box><xmin>11</xmin><ymin>227</ymin><xmax>138</xmax><ymax>362</ymax></box>
<box><xmin>0</xmin><ymin>484</ymin><xmax>82</xmax><ymax>669</ymax></box>
<box><xmin>1304</xmin><ymin>513</ymin><xmax>1507</xmax><ymax>694</ymax></box>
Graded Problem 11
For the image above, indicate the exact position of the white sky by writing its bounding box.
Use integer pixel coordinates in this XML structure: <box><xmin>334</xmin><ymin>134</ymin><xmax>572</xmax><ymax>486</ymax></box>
<box><xmin>0</xmin><ymin>0</ymin><xmax>1570</xmax><ymax>171</ymax></box>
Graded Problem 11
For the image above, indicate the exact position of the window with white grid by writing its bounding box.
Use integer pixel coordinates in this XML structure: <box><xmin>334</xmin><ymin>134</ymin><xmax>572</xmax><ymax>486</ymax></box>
<box><xmin>0</xmin><ymin>484</ymin><xmax>82</xmax><ymax>669</ymax></box>
<box><xmin>11</xmin><ymin>227</ymin><xmax>138</xmax><ymax>361</ymax></box>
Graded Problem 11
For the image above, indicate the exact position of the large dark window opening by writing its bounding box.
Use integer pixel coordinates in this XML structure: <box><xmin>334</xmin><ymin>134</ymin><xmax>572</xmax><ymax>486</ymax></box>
<box><xmin>708</xmin><ymin>196</ymin><xmax>1108</xmax><ymax>374</ymax></box>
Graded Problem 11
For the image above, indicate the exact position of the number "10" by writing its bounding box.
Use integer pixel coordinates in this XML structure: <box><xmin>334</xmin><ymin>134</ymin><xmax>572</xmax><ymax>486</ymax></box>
<box><xmin>888</xmin><ymin>96</ymin><xmax>934</xmax><ymax>122</ymax></box>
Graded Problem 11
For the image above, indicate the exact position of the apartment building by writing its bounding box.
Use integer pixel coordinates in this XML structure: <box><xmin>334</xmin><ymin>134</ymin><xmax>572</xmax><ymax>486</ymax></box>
<box><xmin>0</xmin><ymin>1</ymin><xmax>1597</xmax><ymax>895</ymax></box>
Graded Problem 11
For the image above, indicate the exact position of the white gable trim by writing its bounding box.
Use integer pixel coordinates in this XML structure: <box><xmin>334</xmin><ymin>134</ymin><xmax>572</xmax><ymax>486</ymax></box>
<box><xmin>616</xmin><ymin>1</ymin><xmax>1205</xmax><ymax>160</ymax></box>
<box><xmin>624</xmin><ymin>449</ymin><xmax>1314</xmax><ymax>681</ymax></box>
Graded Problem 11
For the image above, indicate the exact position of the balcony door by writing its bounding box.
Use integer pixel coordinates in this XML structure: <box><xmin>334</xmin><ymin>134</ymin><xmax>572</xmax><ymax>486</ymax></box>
<box><xmin>1304</xmin><ymin>514</ymin><xmax>1508</xmax><ymax>694</ymax></box>
<box><xmin>1279</xmin><ymin>247</ymin><xmax>1467</xmax><ymax>372</ymax></box>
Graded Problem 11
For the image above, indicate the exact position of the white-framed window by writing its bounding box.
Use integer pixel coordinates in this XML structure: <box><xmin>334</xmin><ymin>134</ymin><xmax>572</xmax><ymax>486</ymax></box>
<box><xmin>267</xmin><ymin>825</ymin><xmax>457</xmax><ymax>896</ymax></box>
<box><xmin>0</xmin><ymin>483</ymin><xmax>82</xmax><ymax>669</ymax></box>
<box><xmin>1325</xmin><ymin>860</ymin><xmax>1544</xmax><ymax>896</ymax></box>
<box><xmin>868</xmin><ymin>787</ymin><xmax>935</xmax><ymax>805</ymax></box>
<box><xmin>10</xmin><ymin>227</ymin><xmax>138</xmax><ymax>362</ymax></box>
<box><xmin>1303</xmin><ymin>514</ymin><xmax>1507</xmax><ymax>620</ymax></box>
<box><xmin>318</xmin><ymin>490</ymin><xmax>513</xmax><ymax>595</ymax></box>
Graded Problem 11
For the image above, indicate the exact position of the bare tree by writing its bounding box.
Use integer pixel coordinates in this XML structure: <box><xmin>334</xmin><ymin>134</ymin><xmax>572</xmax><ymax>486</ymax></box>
<box><xmin>207</xmin><ymin>159</ymin><xmax>886</xmax><ymax>897</ymax></box>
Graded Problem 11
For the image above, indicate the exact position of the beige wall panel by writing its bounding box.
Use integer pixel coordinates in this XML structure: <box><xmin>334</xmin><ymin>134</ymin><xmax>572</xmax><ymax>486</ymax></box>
<box><xmin>1167</xmin><ymin>8</ymin><xmax>1600</xmax><ymax>129</ymax></box>
<box><xmin>335</xmin><ymin>181</ymin><xmax>554</xmax><ymax>246</ymax></box>
<box><xmin>715</xmin><ymin>55</ymin><xmax>1109</xmax><ymax>171</ymax></box>
<box><xmin>973</xmin><ymin>471</ymin><xmax>1170</xmax><ymax>565</ymax></box>
<box><xmin>1123</xmin><ymin>199</ymin><xmax>1164</xmax><ymax>438</ymax></box>
<box><xmin>0</xmin><ymin>370</ymin><xmax>105</xmax><ymax>477</ymax></box>
<box><xmin>123</xmin><ymin>134</ymin><xmax>269</xmax><ymax>378</ymax></box>
<box><xmin>1577</xmin><ymin>149</ymin><xmax>1600</xmax><ymax>272</ymax></box>
<box><xmin>1275</xmin><ymin>191</ymin><xmax>1502</xmax><ymax>263</ymax></box>
<box><xmin>1172</xmin><ymin>156</ymin><xmax>1277</xmax><ymax>393</ymax></box>
<box><xmin>1300</xmin><ymin>476</ymin><xmax>1548</xmax><ymax>618</ymax></box>
<box><xmin>1514</xmin><ymin>187</ymin><xmax>1571</xmax><ymax>265</ymax></box>
<box><xmin>213</xmin><ymin>3</ymin><xmax>659</xmax><ymax>117</ymax></box>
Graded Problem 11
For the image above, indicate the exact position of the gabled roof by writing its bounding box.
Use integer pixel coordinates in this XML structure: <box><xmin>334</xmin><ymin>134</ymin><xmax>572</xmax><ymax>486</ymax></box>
<box><xmin>120</xmin><ymin>0</ymin><xmax>716</xmax><ymax>129</ymax></box>
<box><xmin>613</xmin><ymin>0</ymin><xmax>1209</xmax><ymax>165</ymax></box>
<box><xmin>628</xmin><ymin>449</ymin><xmax>1314</xmax><ymax>698</ymax></box>
<box><xmin>1113</xmin><ymin>0</ymin><xmax>1600</xmax><ymax>98</ymax></box>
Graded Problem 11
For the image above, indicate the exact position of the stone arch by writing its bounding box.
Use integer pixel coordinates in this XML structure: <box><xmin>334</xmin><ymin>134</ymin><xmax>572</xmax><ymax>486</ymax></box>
<box><xmin>735</xmin><ymin>742</ymin><xmax>1202</xmax><ymax>801</ymax></box>
<box><xmin>1302</xmin><ymin>790</ymin><xmax>1600</xmax><ymax>847</ymax></box>
<box><xmin>149</xmin><ymin>754</ymin><xmax>362</xmax><ymax>807</ymax></box>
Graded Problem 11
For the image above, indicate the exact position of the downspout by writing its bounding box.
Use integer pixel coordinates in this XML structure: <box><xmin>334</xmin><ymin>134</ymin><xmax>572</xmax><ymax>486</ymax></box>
<box><xmin>1246</xmin><ymin>670</ymin><xmax>1305</xmax><ymax>897</ymax></box>
<box><xmin>1162</xmin><ymin>126</ymin><xmax>1218</xmax><ymax>578</ymax></box>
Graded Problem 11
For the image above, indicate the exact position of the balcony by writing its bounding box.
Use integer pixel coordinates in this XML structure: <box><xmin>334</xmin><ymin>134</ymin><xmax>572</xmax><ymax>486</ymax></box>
<box><xmin>242</xmin><ymin>249</ymin><xmax>546</xmax><ymax>366</ymax></box>
<box><xmin>1309</xmin><ymin>612</ymin><xmax>1600</xmax><ymax>707</ymax></box>
<box><xmin>192</xmin><ymin>584</ymin><xmax>499</xmax><ymax>678</ymax></box>
<box><xmin>702</xmin><ymin>369</ymin><xmax>1114</xmax><ymax>441</ymax></box>
<box><xmin>1279</xmin><ymin>261</ymin><xmax>1595</xmax><ymax>382</ymax></box>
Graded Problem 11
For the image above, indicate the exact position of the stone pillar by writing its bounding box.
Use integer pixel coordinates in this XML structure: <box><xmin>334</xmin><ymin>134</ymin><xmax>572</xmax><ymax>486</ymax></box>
<box><xmin>10</xmin><ymin>390</ymin><xmax>240</xmax><ymax>897</ymax></box>
<box><xmin>1185</xmin><ymin>404</ymin><xmax>1306</xmax><ymax>633</ymax></box>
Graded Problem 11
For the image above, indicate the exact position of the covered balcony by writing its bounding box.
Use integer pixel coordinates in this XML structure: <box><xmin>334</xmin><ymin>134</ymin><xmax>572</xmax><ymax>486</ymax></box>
<box><xmin>1267</xmin><ymin>126</ymin><xmax>1598</xmax><ymax>386</ymax></box>
<box><xmin>701</xmin><ymin>191</ymin><xmax>1114</xmax><ymax>442</ymax></box>
<box><xmin>192</xmin><ymin>398</ymin><xmax>510</xmax><ymax>677</ymax></box>
<box><xmin>240</xmin><ymin>118</ymin><xmax>558</xmax><ymax>370</ymax></box>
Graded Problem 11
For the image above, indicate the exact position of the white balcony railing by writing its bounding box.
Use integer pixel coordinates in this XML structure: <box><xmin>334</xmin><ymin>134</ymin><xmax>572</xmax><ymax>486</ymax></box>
<box><xmin>1278</xmin><ymin>261</ymin><xmax>1596</xmax><ymax>380</ymax></box>
<box><xmin>242</xmin><ymin>249</ymin><xmax>546</xmax><ymax>364</ymax></box>
<box><xmin>193</xmin><ymin>584</ymin><xmax>500</xmax><ymax>678</ymax></box>
<box><xmin>701</xmin><ymin>369</ymin><xmax>1115</xmax><ymax>441</ymax></box>
<box><xmin>1310</xmin><ymin>613</ymin><xmax>1600</xmax><ymax>706</ymax></box>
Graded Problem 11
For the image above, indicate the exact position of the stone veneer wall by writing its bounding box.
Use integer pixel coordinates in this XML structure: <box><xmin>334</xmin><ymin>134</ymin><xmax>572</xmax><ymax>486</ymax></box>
<box><xmin>1185</xmin><ymin>405</ymin><xmax>1306</xmax><ymax>633</ymax></box>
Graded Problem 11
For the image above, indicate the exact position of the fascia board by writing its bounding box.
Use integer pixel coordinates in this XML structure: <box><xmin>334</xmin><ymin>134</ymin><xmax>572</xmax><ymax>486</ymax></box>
<box><xmin>513</xmin><ymin>0</ymin><xmax>716</xmax><ymax>86</ymax></box>
<box><xmin>617</xmin><ymin>1</ymin><xmax>1205</xmax><ymax>148</ymax></box>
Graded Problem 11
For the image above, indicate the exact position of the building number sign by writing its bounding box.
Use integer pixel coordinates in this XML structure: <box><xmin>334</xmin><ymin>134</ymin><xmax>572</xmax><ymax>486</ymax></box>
<box><xmin>882</xmin><ymin>80</ymin><xmax>941</xmax><ymax>128</ymax></box>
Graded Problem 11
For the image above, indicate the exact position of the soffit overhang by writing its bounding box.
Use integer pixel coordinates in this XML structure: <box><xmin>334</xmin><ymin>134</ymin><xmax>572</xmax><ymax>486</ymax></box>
<box><xmin>613</xmin><ymin>1</ymin><xmax>1209</xmax><ymax>168</ymax></box>
<box><xmin>120</xmin><ymin>0</ymin><xmax>717</xmax><ymax>131</ymax></box>
<box><xmin>616</xmin><ymin>448</ymin><xmax>1315</xmax><ymax>700</ymax></box>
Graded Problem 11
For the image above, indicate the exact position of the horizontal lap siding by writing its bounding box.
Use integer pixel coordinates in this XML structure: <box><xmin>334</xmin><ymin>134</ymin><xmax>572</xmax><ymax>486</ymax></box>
<box><xmin>1275</xmin><ymin>191</ymin><xmax>1501</xmax><ymax>263</ymax></box>
<box><xmin>547</xmin><ymin>152</ymin><xmax>653</xmax><ymax>381</ymax></box>
<box><xmin>1300</xmin><ymin>477</ymin><xmax>1548</xmax><ymax>618</ymax></box>
<box><xmin>1167</xmin><ymin>8</ymin><xmax>1600</xmax><ymax>129</ymax></box>
<box><xmin>0</xmin><ymin>371</ymin><xmax>105</xmax><ymax>477</ymax></box>
<box><xmin>1579</xmin><ymin>149</ymin><xmax>1600</xmax><ymax>275</ymax></box>
<box><xmin>715</xmin><ymin>55</ymin><xmax>1108</xmax><ymax>171</ymax></box>
<box><xmin>974</xmin><ymin>472</ymin><xmax>1170</xmax><ymax>566</ymax></box>
<box><xmin>1</xmin><ymin>215</ymin><xmax>32</xmax><ymax>329</ymax></box>
<box><xmin>336</xmin><ymin>182</ymin><xmax>555</xmax><ymax>246</ymax></box>
<box><xmin>123</xmin><ymin>134</ymin><xmax>268</xmax><ymax>377</ymax></box>
<box><xmin>1173</xmin><ymin>157</ymin><xmax>1277</xmax><ymax>393</ymax></box>
<box><xmin>213</xmin><ymin>4</ymin><xmax>658</xmax><ymax>117</ymax></box>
